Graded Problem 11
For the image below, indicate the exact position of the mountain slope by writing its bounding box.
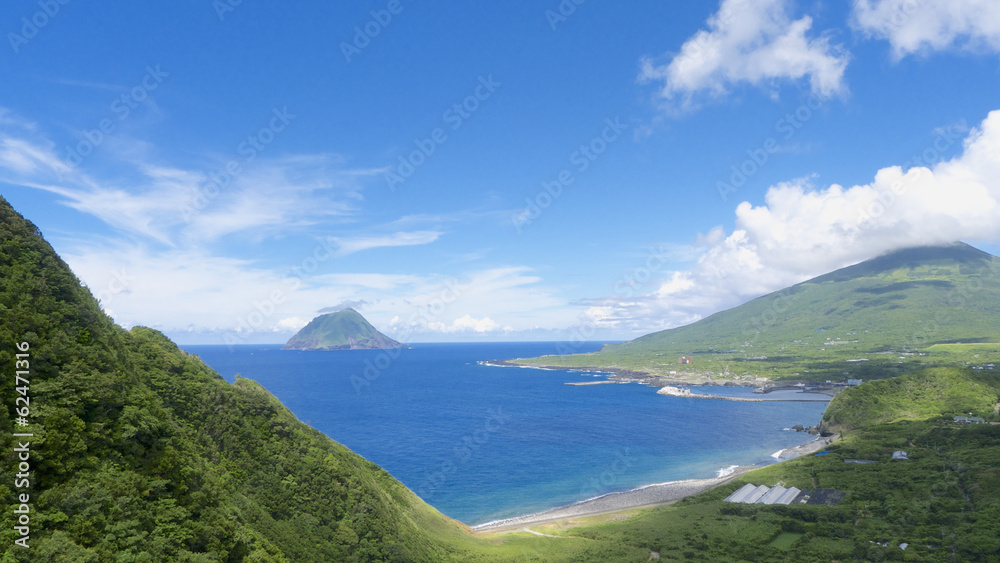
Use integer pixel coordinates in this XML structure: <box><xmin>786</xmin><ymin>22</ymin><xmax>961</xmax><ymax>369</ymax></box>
<box><xmin>283</xmin><ymin>309</ymin><xmax>407</xmax><ymax>351</ymax></box>
<box><xmin>515</xmin><ymin>243</ymin><xmax>1000</xmax><ymax>381</ymax></box>
<box><xmin>0</xmin><ymin>196</ymin><xmax>463</xmax><ymax>560</ymax></box>
<box><xmin>0</xmin><ymin>196</ymin><xmax>648</xmax><ymax>562</ymax></box>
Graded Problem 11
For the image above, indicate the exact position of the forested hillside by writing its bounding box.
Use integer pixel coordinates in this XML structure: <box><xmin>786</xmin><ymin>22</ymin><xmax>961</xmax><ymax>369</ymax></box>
<box><xmin>0</xmin><ymin>196</ymin><xmax>475</xmax><ymax>560</ymax></box>
<box><xmin>0</xmin><ymin>197</ymin><xmax>649</xmax><ymax>562</ymax></box>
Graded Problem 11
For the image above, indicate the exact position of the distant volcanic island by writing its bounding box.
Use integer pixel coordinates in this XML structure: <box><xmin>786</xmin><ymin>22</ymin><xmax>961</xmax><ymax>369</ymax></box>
<box><xmin>282</xmin><ymin>308</ymin><xmax>410</xmax><ymax>351</ymax></box>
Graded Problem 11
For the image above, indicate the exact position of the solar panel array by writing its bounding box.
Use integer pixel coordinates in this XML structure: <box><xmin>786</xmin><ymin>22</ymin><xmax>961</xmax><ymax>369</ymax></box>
<box><xmin>723</xmin><ymin>484</ymin><xmax>803</xmax><ymax>505</ymax></box>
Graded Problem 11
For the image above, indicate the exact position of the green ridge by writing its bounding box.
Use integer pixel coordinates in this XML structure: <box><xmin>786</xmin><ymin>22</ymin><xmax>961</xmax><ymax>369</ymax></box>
<box><xmin>0</xmin><ymin>196</ymin><xmax>646</xmax><ymax>561</ymax></box>
<box><xmin>283</xmin><ymin>309</ymin><xmax>408</xmax><ymax>351</ymax></box>
<box><xmin>515</xmin><ymin>242</ymin><xmax>1000</xmax><ymax>382</ymax></box>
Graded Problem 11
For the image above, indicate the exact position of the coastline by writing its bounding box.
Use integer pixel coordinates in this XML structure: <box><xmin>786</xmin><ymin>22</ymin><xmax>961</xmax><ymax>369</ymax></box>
<box><xmin>472</xmin><ymin>468</ymin><xmax>754</xmax><ymax>533</ymax></box>
<box><xmin>478</xmin><ymin>359</ymin><xmax>760</xmax><ymax>388</ymax></box>
<box><xmin>473</xmin><ymin>434</ymin><xmax>838</xmax><ymax>534</ymax></box>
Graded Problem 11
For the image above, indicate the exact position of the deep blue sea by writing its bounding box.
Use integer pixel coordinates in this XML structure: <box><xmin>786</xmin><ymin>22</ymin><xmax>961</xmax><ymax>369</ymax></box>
<box><xmin>182</xmin><ymin>342</ymin><xmax>829</xmax><ymax>525</ymax></box>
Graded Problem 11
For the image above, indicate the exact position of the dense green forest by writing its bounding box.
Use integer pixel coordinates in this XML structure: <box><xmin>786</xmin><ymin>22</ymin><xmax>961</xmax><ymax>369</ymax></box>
<box><xmin>0</xmin><ymin>196</ymin><xmax>456</xmax><ymax>560</ymax></box>
<box><xmin>0</xmin><ymin>197</ymin><xmax>644</xmax><ymax>561</ymax></box>
<box><xmin>3</xmin><ymin>194</ymin><xmax>999</xmax><ymax>561</ymax></box>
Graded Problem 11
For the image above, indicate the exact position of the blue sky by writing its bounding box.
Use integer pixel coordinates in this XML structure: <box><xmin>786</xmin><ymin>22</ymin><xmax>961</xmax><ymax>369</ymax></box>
<box><xmin>2</xmin><ymin>0</ymin><xmax>1000</xmax><ymax>344</ymax></box>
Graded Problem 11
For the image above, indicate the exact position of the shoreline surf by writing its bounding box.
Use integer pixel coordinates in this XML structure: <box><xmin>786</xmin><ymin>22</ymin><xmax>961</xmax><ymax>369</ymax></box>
<box><xmin>473</xmin><ymin>434</ymin><xmax>838</xmax><ymax>533</ymax></box>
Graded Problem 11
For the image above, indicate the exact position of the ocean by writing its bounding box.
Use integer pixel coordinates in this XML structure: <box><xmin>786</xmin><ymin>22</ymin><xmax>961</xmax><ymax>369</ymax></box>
<box><xmin>182</xmin><ymin>342</ymin><xmax>830</xmax><ymax>525</ymax></box>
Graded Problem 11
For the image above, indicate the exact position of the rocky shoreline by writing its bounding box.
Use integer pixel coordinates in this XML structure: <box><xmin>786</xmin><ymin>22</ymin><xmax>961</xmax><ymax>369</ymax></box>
<box><xmin>477</xmin><ymin>359</ymin><xmax>760</xmax><ymax>388</ymax></box>
<box><xmin>473</xmin><ymin>468</ymin><xmax>755</xmax><ymax>533</ymax></box>
<box><xmin>473</xmin><ymin>435</ymin><xmax>840</xmax><ymax>534</ymax></box>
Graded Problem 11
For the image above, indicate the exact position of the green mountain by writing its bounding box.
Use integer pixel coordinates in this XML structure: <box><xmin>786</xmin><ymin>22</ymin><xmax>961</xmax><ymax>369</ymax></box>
<box><xmin>283</xmin><ymin>309</ymin><xmax>408</xmax><ymax>351</ymax></box>
<box><xmin>516</xmin><ymin>243</ymin><xmax>1000</xmax><ymax>381</ymax></box>
<box><xmin>0</xmin><ymin>197</ymin><xmax>647</xmax><ymax>561</ymax></box>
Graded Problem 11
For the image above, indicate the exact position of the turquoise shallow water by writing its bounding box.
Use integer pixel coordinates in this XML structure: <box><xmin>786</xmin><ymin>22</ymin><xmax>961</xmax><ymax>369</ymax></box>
<box><xmin>183</xmin><ymin>342</ymin><xmax>829</xmax><ymax>525</ymax></box>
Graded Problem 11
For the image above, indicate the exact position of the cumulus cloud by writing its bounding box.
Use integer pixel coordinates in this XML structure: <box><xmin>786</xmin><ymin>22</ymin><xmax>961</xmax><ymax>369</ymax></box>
<box><xmin>427</xmin><ymin>315</ymin><xmax>511</xmax><ymax>334</ymax></box>
<box><xmin>640</xmin><ymin>0</ymin><xmax>849</xmax><ymax>110</ymax></box>
<box><xmin>276</xmin><ymin>317</ymin><xmax>309</xmax><ymax>331</ymax></box>
<box><xmin>853</xmin><ymin>0</ymin><xmax>1000</xmax><ymax>59</ymax></box>
<box><xmin>587</xmin><ymin>109</ymin><xmax>1000</xmax><ymax>333</ymax></box>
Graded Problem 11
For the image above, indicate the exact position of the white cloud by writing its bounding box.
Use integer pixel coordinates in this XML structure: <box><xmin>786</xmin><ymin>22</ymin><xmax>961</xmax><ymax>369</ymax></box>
<box><xmin>853</xmin><ymin>0</ymin><xmax>1000</xmax><ymax>59</ymax></box>
<box><xmin>276</xmin><ymin>317</ymin><xmax>309</xmax><ymax>331</ymax></box>
<box><xmin>428</xmin><ymin>315</ymin><xmax>507</xmax><ymax>334</ymax></box>
<box><xmin>640</xmin><ymin>0</ymin><xmax>848</xmax><ymax>110</ymax></box>
<box><xmin>56</xmin><ymin>235</ymin><xmax>569</xmax><ymax>343</ymax></box>
<box><xmin>588</xmin><ymin>109</ymin><xmax>1000</xmax><ymax>333</ymax></box>
<box><xmin>0</xmin><ymin>109</ymin><xmax>584</xmax><ymax>343</ymax></box>
<box><xmin>325</xmin><ymin>230</ymin><xmax>443</xmax><ymax>256</ymax></box>
<box><xmin>0</xmin><ymin>115</ymin><xmax>368</xmax><ymax>245</ymax></box>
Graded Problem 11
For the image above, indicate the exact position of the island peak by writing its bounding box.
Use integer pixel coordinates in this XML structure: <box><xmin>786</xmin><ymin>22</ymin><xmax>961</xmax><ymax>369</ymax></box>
<box><xmin>283</xmin><ymin>308</ymin><xmax>409</xmax><ymax>350</ymax></box>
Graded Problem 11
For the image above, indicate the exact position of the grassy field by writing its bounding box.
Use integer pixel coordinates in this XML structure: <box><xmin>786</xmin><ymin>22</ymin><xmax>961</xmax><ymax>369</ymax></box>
<box><xmin>487</xmin><ymin>368</ymin><xmax>1000</xmax><ymax>562</ymax></box>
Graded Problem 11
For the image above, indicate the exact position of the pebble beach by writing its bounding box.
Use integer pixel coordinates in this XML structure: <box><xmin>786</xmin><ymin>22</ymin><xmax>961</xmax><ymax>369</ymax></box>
<box><xmin>474</xmin><ymin>434</ymin><xmax>838</xmax><ymax>533</ymax></box>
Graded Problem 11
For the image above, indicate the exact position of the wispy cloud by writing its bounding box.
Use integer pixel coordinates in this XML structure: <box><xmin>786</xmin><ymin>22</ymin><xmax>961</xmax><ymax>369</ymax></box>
<box><xmin>325</xmin><ymin>230</ymin><xmax>443</xmax><ymax>256</ymax></box>
<box><xmin>0</xmin><ymin>114</ymin><xmax>371</xmax><ymax>246</ymax></box>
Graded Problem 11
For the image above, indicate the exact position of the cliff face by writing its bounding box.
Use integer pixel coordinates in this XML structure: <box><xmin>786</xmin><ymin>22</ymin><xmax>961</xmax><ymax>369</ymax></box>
<box><xmin>282</xmin><ymin>309</ymin><xmax>409</xmax><ymax>350</ymax></box>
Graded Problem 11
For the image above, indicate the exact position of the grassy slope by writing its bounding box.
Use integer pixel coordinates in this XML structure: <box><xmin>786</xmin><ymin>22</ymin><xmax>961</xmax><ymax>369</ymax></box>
<box><xmin>559</xmin><ymin>368</ymin><xmax>1000</xmax><ymax>561</ymax></box>
<box><xmin>515</xmin><ymin>243</ymin><xmax>1000</xmax><ymax>382</ymax></box>
<box><xmin>822</xmin><ymin>367</ymin><xmax>1000</xmax><ymax>432</ymax></box>
<box><xmin>0</xmin><ymin>197</ymin><xmax>645</xmax><ymax>562</ymax></box>
<box><xmin>283</xmin><ymin>309</ymin><xmax>405</xmax><ymax>350</ymax></box>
